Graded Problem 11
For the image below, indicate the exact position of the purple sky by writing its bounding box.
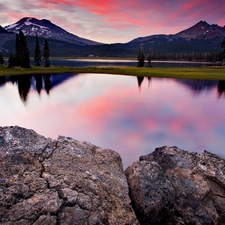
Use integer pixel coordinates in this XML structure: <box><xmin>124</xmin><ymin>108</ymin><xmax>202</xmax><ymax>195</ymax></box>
<box><xmin>1</xmin><ymin>0</ymin><xmax>225</xmax><ymax>43</ymax></box>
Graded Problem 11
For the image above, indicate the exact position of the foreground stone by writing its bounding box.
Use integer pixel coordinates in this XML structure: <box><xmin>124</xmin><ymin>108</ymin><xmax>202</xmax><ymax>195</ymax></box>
<box><xmin>0</xmin><ymin>126</ymin><xmax>138</xmax><ymax>225</ymax></box>
<box><xmin>125</xmin><ymin>146</ymin><xmax>225</xmax><ymax>225</ymax></box>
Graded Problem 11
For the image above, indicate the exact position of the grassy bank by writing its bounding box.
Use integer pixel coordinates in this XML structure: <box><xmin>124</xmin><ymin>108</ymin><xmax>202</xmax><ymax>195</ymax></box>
<box><xmin>0</xmin><ymin>66</ymin><xmax>225</xmax><ymax>80</ymax></box>
<box><xmin>0</xmin><ymin>66</ymin><xmax>76</xmax><ymax>76</ymax></box>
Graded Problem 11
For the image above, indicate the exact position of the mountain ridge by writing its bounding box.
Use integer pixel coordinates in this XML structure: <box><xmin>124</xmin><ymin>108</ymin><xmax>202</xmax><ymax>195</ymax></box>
<box><xmin>0</xmin><ymin>25</ymin><xmax>9</xmax><ymax>34</ymax></box>
<box><xmin>1</xmin><ymin>18</ymin><xmax>225</xmax><ymax>57</ymax></box>
<box><xmin>175</xmin><ymin>20</ymin><xmax>225</xmax><ymax>40</ymax></box>
<box><xmin>4</xmin><ymin>17</ymin><xmax>101</xmax><ymax>46</ymax></box>
<box><xmin>129</xmin><ymin>21</ymin><xmax>225</xmax><ymax>43</ymax></box>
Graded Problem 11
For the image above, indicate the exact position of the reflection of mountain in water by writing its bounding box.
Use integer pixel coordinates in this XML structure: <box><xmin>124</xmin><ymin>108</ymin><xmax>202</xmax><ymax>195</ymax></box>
<box><xmin>1</xmin><ymin>73</ymin><xmax>224</xmax><ymax>102</ymax></box>
<box><xmin>1</xmin><ymin>73</ymin><xmax>77</xmax><ymax>102</ymax></box>
<box><xmin>176</xmin><ymin>79</ymin><xmax>218</xmax><ymax>94</ymax></box>
<box><xmin>136</xmin><ymin>76</ymin><xmax>223</xmax><ymax>98</ymax></box>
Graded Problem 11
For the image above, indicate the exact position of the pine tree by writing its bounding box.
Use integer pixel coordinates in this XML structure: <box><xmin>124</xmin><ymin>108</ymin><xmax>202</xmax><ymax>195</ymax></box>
<box><xmin>15</xmin><ymin>33</ymin><xmax>21</xmax><ymax>66</ymax></box>
<box><xmin>137</xmin><ymin>45</ymin><xmax>145</xmax><ymax>67</ymax></box>
<box><xmin>147</xmin><ymin>49</ymin><xmax>153</xmax><ymax>67</ymax></box>
<box><xmin>221</xmin><ymin>37</ymin><xmax>225</xmax><ymax>67</ymax></box>
<box><xmin>18</xmin><ymin>30</ymin><xmax>30</xmax><ymax>68</ymax></box>
<box><xmin>14</xmin><ymin>30</ymin><xmax>30</xmax><ymax>68</ymax></box>
<box><xmin>43</xmin><ymin>40</ymin><xmax>50</xmax><ymax>67</ymax></box>
<box><xmin>8</xmin><ymin>53</ymin><xmax>16</xmax><ymax>68</ymax></box>
<box><xmin>0</xmin><ymin>54</ymin><xmax>4</xmax><ymax>66</ymax></box>
<box><xmin>34</xmin><ymin>35</ymin><xmax>41</xmax><ymax>66</ymax></box>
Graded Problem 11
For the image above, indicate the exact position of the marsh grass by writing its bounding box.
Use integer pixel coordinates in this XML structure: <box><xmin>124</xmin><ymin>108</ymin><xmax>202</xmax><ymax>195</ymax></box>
<box><xmin>0</xmin><ymin>65</ymin><xmax>224</xmax><ymax>80</ymax></box>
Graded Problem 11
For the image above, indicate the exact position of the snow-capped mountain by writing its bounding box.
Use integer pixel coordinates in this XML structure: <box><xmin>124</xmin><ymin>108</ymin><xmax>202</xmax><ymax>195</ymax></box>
<box><xmin>129</xmin><ymin>21</ymin><xmax>225</xmax><ymax>45</ymax></box>
<box><xmin>4</xmin><ymin>17</ymin><xmax>101</xmax><ymax>46</ymax></box>
<box><xmin>126</xmin><ymin>21</ymin><xmax>225</xmax><ymax>53</ymax></box>
<box><xmin>1</xmin><ymin>19</ymin><xmax>225</xmax><ymax>57</ymax></box>
<box><xmin>176</xmin><ymin>21</ymin><xmax>225</xmax><ymax>40</ymax></box>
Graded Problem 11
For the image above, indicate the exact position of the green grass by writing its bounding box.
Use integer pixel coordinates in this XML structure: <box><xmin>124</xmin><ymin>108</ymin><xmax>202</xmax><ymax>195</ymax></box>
<box><xmin>0</xmin><ymin>66</ymin><xmax>76</xmax><ymax>76</ymax></box>
<box><xmin>0</xmin><ymin>65</ymin><xmax>225</xmax><ymax>80</ymax></box>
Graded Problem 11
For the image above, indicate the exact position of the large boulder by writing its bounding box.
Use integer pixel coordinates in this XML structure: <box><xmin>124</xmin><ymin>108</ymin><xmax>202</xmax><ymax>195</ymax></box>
<box><xmin>125</xmin><ymin>146</ymin><xmax>225</xmax><ymax>225</ymax></box>
<box><xmin>0</xmin><ymin>126</ymin><xmax>138</xmax><ymax>225</ymax></box>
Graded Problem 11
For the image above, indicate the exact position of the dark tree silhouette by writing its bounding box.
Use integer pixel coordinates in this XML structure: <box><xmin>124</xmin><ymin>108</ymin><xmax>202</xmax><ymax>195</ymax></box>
<box><xmin>15</xmin><ymin>33</ymin><xmax>21</xmax><ymax>66</ymax></box>
<box><xmin>35</xmin><ymin>75</ymin><xmax>43</xmax><ymax>94</ymax></box>
<box><xmin>221</xmin><ymin>37</ymin><xmax>225</xmax><ymax>67</ymax></box>
<box><xmin>0</xmin><ymin>54</ymin><xmax>4</xmax><ymax>65</ymax></box>
<box><xmin>137</xmin><ymin>76</ymin><xmax>144</xmax><ymax>88</ymax></box>
<box><xmin>8</xmin><ymin>53</ymin><xmax>16</xmax><ymax>68</ymax></box>
<box><xmin>218</xmin><ymin>80</ymin><xmax>225</xmax><ymax>97</ymax></box>
<box><xmin>19</xmin><ymin>30</ymin><xmax>30</xmax><ymax>68</ymax></box>
<box><xmin>43</xmin><ymin>40</ymin><xmax>50</xmax><ymax>67</ymax></box>
<box><xmin>17</xmin><ymin>75</ymin><xmax>31</xmax><ymax>102</ymax></box>
<box><xmin>14</xmin><ymin>30</ymin><xmax>30</xmax><ymax>68</ymax></box>
<box><xmin>34</xmin><ymin>35</ymin><xmax>41</xmax><ymax>66</ymax></box>
<box><xmin>147</xmin><ymin>49</ymin><xmax>153</xmax><ymax>67</ymax></box>
<box><xmin>44</xmin><ymin>74</ymin><xmax>51</xmax><ymax>94</ymax></box>
<box><xmin>137</xmin><ymin>46</ymin><xmax>145</xmax><ymax>67</ymax></box>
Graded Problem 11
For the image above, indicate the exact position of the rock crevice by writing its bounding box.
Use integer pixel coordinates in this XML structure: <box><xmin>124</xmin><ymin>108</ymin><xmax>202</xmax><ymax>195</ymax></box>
<box><xmin>1</xmin><ymin>126</ymin><xmax>225</xmax><ymax>225</ymax></box>
<box><xmin>0</xmin><ymin>126</ymin><xmax>137</xmax><ymax>225</ymax></box>
<box><xmin>126</xmin><ymin>146</ymin><xmax>225</xmax><ymax>225</ymax></box>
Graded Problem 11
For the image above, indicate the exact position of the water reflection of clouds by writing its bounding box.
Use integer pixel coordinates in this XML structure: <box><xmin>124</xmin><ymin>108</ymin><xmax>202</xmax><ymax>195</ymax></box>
<box><xmin>1</xmin><ymin>74</ymin><xmax>225</xmax><ymax>168</ymax></box>
<box><xmin>70</xmin><ymin>77</ymin><xmax>225</xmax><ymax>166</ymax></box>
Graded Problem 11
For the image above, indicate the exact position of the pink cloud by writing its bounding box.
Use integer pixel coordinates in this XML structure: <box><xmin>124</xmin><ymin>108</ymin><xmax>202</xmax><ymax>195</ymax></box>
<box><xmin>2</xmin><ymin>0</ymin><xmax>225</xmax><ymax>43</ymax></box>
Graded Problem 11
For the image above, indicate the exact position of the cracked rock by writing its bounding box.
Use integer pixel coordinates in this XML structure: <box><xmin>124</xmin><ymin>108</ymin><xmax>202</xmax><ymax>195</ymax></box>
<box><xmin>0</xmin><ymin>126</ymin><xmax>137</xmax><ymax>225</ymax></box>
<box><xmin>125</xmin><ymin>146</ymin><xmax>225</xmax><ymax>225</ymax></box>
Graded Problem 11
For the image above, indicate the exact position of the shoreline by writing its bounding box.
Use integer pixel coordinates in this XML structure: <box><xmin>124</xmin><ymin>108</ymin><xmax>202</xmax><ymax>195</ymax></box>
<box><xmin>0</xmin><ymin>65</ymin><xmax>225</xmax><ymax>80</ymax></box>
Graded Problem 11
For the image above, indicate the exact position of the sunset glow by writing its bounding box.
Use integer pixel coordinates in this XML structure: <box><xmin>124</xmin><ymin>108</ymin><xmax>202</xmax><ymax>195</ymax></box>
<box><xmin>1</xmin><ymin>0</ymin><xmax>225</xmax><ymax>43</ymax></box>
<box><xmin>1</xmin><ymin>73</ymin><xmax>225</xmax><ymax>167</ymax></box>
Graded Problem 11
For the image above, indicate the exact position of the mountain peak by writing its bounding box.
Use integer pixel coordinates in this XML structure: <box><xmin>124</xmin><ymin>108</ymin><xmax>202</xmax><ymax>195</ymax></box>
<box><xmin>4</xmin><ymin>17</ymin><xmax>101</xmax><ymax>45</ymax></box>
<box><xmin>196</xmin><ymin>20</ymin><xmax>209</xmax><ymax>25</ymax></box>
<box><xmin>176</xmin><ymin>20</ymin><xmax>225</xmax><ymax>40</ymax></box>
<box><xmin>193</xmin><ymin>20</ymin><xmax>211</xmax><ymax>29</ymax></box>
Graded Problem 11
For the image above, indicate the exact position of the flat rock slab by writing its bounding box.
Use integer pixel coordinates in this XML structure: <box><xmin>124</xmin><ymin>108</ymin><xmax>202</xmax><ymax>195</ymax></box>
<box><xmin>0</xmin><ymin>126</ymin><xmax>138</xmax><ymax>225</ymax></box>
<box><xmin>125</xmin><ymin>146</ymin><xmax>225</xmax><ymax>225</ymax></box>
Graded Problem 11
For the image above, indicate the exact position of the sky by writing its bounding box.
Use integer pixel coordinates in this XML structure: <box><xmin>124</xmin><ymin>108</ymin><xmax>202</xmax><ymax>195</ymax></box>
<box><xmin>0</xmin><ymin>0</ymin><xmax>225</xmax><ymax>43</ymax></box>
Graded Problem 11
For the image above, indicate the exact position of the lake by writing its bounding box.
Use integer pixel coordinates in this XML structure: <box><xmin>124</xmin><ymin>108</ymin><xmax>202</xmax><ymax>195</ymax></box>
<box><xmin>1</xmin><ymin>70</ymin><xmax>225</xmax><ymax>169</ymax></box>
<box><xmin>50</xmin><ymin>58</ymin><xmax>217</xmax><ymax>68</ymax></box>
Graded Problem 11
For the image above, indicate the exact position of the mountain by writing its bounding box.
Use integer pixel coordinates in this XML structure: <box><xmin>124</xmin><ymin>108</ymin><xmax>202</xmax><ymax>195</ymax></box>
<box><xmin>0</xmin><ymin>26</ymin><xmax>8</xmax><ymax>34</ymax></box>
<box><xmin>4</xmin><ymin>17</ymin><xmax>101</xmax><ymax>46</ymax></box>
<box><xmin>126</xmin><ymin>21</ymin><xmax>225</xmax><ymax>54</ymax></box>
<box><xmin>176</xmin><ymin>20</ymin><xmax>225</xmax><ymax>40</ymax></box>
<box><xmin>0</xmin><ymin>19</ymin><xmax>225</xmax><ymax>57</ymax></box>
<box><xmin>0</xmin><ymin>26</ymin><xmax>15</xmax><ymax>54</ymax></box>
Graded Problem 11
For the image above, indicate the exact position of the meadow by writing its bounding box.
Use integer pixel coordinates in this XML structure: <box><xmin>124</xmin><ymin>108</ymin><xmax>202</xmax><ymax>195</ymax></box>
<box><xmin>0</xmin><ymin>65</ymin><xmax>225</xmax><ymax>80</ymax></box>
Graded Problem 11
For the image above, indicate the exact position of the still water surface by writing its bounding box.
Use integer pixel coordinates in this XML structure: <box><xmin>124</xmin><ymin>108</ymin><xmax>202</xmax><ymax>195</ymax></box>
<box><xmin>1</xmin><ymin>72</ymin><xmax>225</xmax><ymax>168</ymax></box>
<box><xmin>51</xmin><ymin>58</ymin><xmax>216</xmax><ymax>68</ymax></box>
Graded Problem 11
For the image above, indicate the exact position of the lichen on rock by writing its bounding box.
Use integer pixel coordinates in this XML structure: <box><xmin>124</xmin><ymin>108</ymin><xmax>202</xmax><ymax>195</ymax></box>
<box><xmin>125</xmin><ymin>146</ymin><xmax>225</xmax><ymax>225</ymax></box>
<box><xmin>0</xmin><ymin>126</ymin><xmax>137</xmax><ymax>225</ymax></box>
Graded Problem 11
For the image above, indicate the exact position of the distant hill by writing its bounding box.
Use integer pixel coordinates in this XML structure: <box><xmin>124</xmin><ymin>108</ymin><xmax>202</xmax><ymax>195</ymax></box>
<box><xmin>0</xmin><ymin>18</ymin><xmax>225</xmax><ymax>57</ymax></box>
<box><xmin>0</xmin><ymin>26</ymin><xmax>15</xmax><ymax>55</ymax></box>
<box><xmin>0</xmin><ymin>26</ymin><xmax>8</xmax><ymax>34</ymax></box>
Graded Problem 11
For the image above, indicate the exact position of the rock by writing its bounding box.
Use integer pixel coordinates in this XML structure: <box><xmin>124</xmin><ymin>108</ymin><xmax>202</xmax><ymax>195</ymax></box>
<box><xmin>0</xmin><ymin>126</ymin><xmax>138</xmax><ymax>225</ymax></box>
<box><xmin>125</xmin><ymin>146</ymin><xmax>225</xmax><ymax>225</ymax></box>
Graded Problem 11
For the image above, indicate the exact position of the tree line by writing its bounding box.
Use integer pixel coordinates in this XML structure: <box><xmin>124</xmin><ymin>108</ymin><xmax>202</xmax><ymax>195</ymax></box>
<box><xmin>3</xmin><ymin>30</ymin><xmax>50</xmax><ymax>68</ymax></box>
<box><xmin>138</xmin><ymin>37</ymin><xmax>225</xmax><ymax>67</ymax></box>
